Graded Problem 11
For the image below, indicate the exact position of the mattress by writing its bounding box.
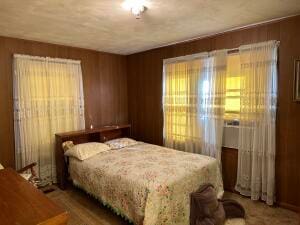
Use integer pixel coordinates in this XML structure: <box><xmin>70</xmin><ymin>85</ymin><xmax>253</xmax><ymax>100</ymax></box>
<box><xmin>68</xmin><ymin>142</ymin><xmax>224</xmax><ymax>225</ymax></box>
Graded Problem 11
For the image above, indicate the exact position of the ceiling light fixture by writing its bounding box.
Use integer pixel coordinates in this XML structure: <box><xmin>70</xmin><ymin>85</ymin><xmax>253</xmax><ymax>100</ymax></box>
<box><xmin>122</xmin><ymin>0</ymin><xmax>149</xmax><ymax>19</ymax></box>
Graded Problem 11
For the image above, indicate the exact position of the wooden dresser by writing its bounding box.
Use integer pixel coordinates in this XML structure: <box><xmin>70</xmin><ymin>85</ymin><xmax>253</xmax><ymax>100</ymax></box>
<box><xmin>0</xmin><ymin>168</ymin><xmax>69</xmax><ymax>225</ymax></box>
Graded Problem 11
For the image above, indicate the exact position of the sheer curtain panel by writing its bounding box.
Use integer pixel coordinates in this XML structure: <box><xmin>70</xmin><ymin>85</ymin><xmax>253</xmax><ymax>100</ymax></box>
<box><xmin>13</xmin><ymin>54</ymin><xmax>85</xmax><ymax>184</ymax></box>
<box><xmin>163</xmin><ymin>53</ymin><xmax>208</xmax><ymax>153</ymax></box>
<box><xmin>235</xmin><ymin>41</ymin><xmax>279</xmax><ymax>205</ymax></box>
<box><xmin>163</xmin><ymin>51</ymin><xmax>227</xmax><ymax>161</ymax></box>
<box><xmin>199</xmin><ymin>50</ymin><xmax>228</xmax><ymax>162</ymax></box>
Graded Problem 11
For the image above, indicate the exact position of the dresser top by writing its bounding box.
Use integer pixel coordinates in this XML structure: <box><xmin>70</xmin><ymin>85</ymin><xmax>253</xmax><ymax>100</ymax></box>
<box><xmin>0</xmin><ymin>168</ymin><xmax>68</xmax><ymax>225</ymax></box>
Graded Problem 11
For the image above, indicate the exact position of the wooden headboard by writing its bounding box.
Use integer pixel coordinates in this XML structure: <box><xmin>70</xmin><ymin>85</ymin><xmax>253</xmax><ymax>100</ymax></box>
<box><xmin>55</xmin><ymin>124</ymin><xmax>131</xmax><ymax>189</ymax></box>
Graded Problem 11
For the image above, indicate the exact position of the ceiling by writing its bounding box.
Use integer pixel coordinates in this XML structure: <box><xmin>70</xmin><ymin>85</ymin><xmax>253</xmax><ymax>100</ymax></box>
<box><xmin>0</xmin><ymin>0</ymin><xmax>300</xmax><ymax>55</ymax></box>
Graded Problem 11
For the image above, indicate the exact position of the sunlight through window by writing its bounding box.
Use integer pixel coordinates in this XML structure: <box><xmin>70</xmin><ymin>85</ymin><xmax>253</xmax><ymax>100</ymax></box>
<box><xmin>225</xmin><ymin>54</ymin><xmax>241</xmax><ymax>120</ymax></box>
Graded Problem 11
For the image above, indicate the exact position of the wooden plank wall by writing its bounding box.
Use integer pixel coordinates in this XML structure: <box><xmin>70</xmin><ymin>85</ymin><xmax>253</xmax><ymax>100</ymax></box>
<box><xmin>0</xmin><ymin>36</ymin><xmax>128</xmax><ymax>168</ymax></box>
<box><xmin>0</xmin><ymin>15</ymin><xmax>299</xmax><ymax>211</ymax></box>
<box><xmin>127</xmin><ymin>15</ymin><xmax>300</xmax><ymax>210</ymax></box>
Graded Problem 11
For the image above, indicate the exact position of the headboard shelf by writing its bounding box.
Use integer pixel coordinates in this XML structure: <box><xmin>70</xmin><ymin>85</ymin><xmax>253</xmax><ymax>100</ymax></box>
<box><xmin>55</xmin><ymin>124</ymin><xmax>131</xmax><ymax>138</ymax></box>
<box><xmin>55</xmin><ymin>124</ymin><xmax>131</xmax><ymax>189</ymax></box>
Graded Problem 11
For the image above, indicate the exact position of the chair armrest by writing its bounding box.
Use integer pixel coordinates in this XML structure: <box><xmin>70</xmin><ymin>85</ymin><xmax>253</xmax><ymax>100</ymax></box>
<box><xmin>17</xmin><ymin>163</ymin><xmax>37</xmax><ymax>174</ymax></box>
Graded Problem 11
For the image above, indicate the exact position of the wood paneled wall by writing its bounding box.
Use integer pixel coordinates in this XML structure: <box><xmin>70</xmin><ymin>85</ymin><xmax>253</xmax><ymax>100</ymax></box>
<box><xmin>0</xmin><ymin>15</ymin><xmax>299</xmax><ymax>211</ymax></box>
<box><xmin>127</xmin><ymin>16</ymin><xmax>300</xmax><ymax>210</ymax></box>
<box><xmin>0</xmin><ymin>36</ymin><xmax>128</xmax><ymax>168</ymax></box>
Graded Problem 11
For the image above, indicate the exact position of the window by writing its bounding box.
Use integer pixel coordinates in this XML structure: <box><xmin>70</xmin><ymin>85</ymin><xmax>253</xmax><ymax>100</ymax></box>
<box><xmin>163</xmin><ymin>59</ymin><xmax>202</xmax><ymax>144</ymax></box>
<box><xmin>225</xmin><ymin>54</ymin><xmax>241</xmax><ymax>122</ymax></box>
<box><xmin>163</xmin><ymin>54</ymin><xmax>242</xmax><ymax>146</ymax></box>
<box><xmin>169</xmin><ymin>77</ymin><xmax>188</xmax><ymax>141</ymax></box>
<box><xmin>13</xmin><ymin>54</ymin><xmax>85</xmax><ymax>184</ymax></box>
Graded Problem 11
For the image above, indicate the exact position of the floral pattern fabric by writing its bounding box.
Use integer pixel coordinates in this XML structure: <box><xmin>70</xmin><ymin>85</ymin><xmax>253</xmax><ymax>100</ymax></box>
<box><xmin>105</xmin><ymin>138</ymin><xmax>138</xmax><ymax>150</ymax></box>
<box><xmin>69</xmin><ymin>142</ymin><xmax>224</xmax><ymax>225</ymax></box>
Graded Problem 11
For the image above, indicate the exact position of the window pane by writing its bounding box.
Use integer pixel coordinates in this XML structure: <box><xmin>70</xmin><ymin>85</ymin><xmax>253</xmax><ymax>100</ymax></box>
<box><xmin>163</xmin><ymin>59</ymin><xmax>201</xmax><ymax>142</ymax></box>
<box><xmin>225</xmin><ymin>54</ymin><xmax>241</xmax><ymax>120</ymax></box>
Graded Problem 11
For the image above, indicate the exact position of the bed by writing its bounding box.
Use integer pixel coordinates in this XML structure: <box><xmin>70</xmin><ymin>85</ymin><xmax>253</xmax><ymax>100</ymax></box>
<box><xmin>67</xmin><ymin>141</ymin><xmax>224</xmax><ymax>225</ymax></box>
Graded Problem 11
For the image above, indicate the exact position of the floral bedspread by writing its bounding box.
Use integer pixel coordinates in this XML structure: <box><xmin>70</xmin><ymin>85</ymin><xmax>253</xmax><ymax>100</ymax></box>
<box><xmin>69</xmin><ymin>143</ymin><xmax>224</xmax><ymax>225</ymax></box>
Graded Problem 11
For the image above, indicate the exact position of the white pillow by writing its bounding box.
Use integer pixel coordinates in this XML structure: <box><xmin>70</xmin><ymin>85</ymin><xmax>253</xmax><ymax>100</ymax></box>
<box><xmin>62</xmin><ymin>141</ymin><xmax>75</xmax><ymax>152</ymax></box>
<box><xmin>64</xmin><ymin>142</ymin><xmax>111</xmax><ymax>161</ymax></box>
<box><xmin>0</xmin><ymin>163</ymin><xmax>4</xmax><ymax>170</ymax></box>
<box><xmin>105</xmin><ymin>138</ymin><xmax>138</xmax><ymax>150</ymax></box>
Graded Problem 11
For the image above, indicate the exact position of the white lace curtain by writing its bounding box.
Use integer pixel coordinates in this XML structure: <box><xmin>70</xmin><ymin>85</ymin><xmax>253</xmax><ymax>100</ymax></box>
<box><xmin>13</xmin><ymin>54</ymin><xmax>85</xmax><ymax>184</ymax></box>
<box><xmin>235</xmin><ymin>41</ymin><xmax>279</xmax><ymax>205</ymax></box>
<box><xmin>163</xmin><ymin>54</ymin><xmax>207</xmax><ymax>153</ymax></box>
<box><xmin>163</xmin><ymin>41</ymin><xmax>279</xmax><ymax>205</ymax></box>
<box><xmin>199</xmin><ymin>50</ymin><xmax>227</xmax><ymax>162</ymax></box>
<box><xmin>163</xmin><ymin>51</ymin><xmax>227</xmax><ymax>161</ymax></box>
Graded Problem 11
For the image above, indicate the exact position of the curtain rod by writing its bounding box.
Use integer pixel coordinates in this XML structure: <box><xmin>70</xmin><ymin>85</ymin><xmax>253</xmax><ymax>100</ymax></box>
<box><xmin>163</xmin><ymin>52</ymin><xmax>208</xmax><ymax>64</ymax></box>
<box><xmin>13</xmin><ymin>54</ymin><xmax>81</xmax><ymax>65</ymax></box>
<box><xmin>227</xmin><ymin>40</ymin><xmax>280</xmax><ymax>54</ymax></box>
<box><xmin>228</xmin><ymin>48</ymin><xmax>239</xmax><ymax>54</ymax></box>
<box><xmin>164</xmin><ymin>47</ymin><xmax>239</xmax><ymax>64</ymax></box>
<box><xmin>164</xmin><ymin>40</ymin><xmax>280</xmax><ymax>64</ymax></box>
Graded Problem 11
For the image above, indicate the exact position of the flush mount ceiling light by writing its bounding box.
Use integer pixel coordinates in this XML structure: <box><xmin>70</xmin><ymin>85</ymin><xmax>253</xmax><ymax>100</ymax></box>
<box><xmin>122</xmin><ymin>0</ymin><xmax>150</xmax><ymax>19</ymax></box>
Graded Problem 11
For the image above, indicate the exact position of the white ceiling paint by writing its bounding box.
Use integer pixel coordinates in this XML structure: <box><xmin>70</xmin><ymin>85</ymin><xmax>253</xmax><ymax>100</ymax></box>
<box><xmin>0</xmin><ymin>0</ymin><xmax>299</xmax><ymax>55</ymax></box>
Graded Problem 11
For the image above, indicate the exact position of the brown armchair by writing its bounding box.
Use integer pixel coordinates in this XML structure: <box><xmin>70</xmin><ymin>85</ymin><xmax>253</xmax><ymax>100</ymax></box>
<box><xmin>0</xmin><ymin>162</ymin><xmax>40</xmax><ymax>187</ymax></box>
<box><xmin>17</xmin><ymin>162</ymin><xmax>41</xmax><ymax>187</ymax></box>
<box><xmin>17</xmin><ymin>162</ymin><xmax>37</xmax><ymax>175</ymax></box>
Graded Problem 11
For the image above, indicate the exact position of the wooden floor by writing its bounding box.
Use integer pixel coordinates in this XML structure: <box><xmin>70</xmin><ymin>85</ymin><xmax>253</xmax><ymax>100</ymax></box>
<box><xmin>47</xmin><ymin>185</ymin><xmax>299</xmax><ymax>225</ymax></box>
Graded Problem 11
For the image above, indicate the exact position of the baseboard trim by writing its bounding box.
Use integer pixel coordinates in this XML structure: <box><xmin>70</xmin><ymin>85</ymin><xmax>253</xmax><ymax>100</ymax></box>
<box><xmin>277</xmin><ymin>202</ymin><xmax>300</xmax><ymax>212</ymax></box>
